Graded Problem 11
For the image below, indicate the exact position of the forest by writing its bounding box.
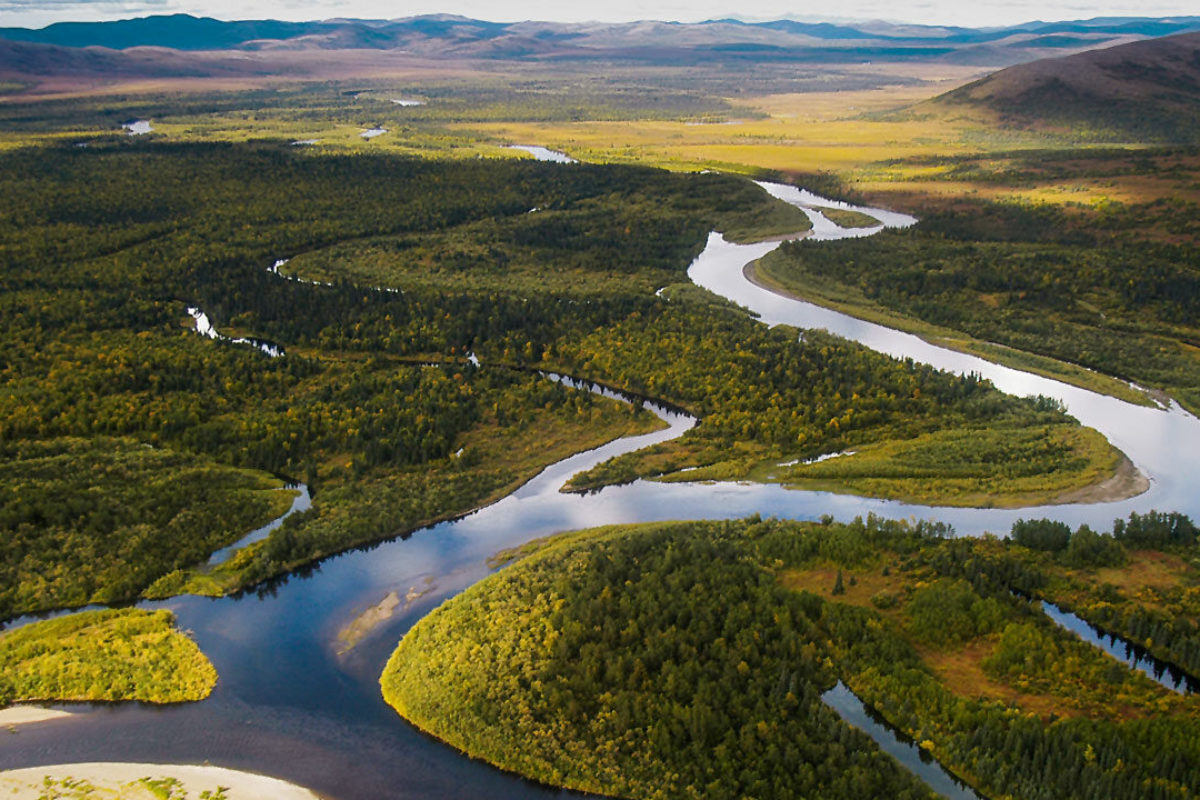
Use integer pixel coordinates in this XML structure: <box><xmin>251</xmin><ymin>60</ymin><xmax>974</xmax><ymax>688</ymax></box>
<box><xmin>0</xmin><ymin>608</ymin><xmax>217</xmax><ymax>705</ymax></box>
<box><xmin>0</xmin><ymin>140</ymin><xmax>1122</xmax><ymax>616</ymax></box>
<box><xmin>0</xmin><ymin>437</ymin><xmax>290</xmax><ymax>618</ymax></box>
<box><xmin>757</xmin><ymin>168</ymin><xmax>1200</xmax><ymax>413</ymax></box>
<box><xmin>384</xmin><ymin>512</ymin><xmax>1200</xmax><ymax>800</ymax></box>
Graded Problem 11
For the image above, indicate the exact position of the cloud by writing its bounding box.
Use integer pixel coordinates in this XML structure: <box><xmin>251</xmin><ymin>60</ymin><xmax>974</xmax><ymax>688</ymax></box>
<box><xmin>0</xmin><ymin>0</ymin><xmax>172</xmax><ymax>27</ymax></box>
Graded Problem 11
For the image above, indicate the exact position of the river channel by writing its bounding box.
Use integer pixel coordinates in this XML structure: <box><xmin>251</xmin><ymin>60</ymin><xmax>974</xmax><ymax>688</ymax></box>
<box><xmin>4</xmin><ymin>160</ymin><xmax>1200</xmax><ymax>799</ymax></box>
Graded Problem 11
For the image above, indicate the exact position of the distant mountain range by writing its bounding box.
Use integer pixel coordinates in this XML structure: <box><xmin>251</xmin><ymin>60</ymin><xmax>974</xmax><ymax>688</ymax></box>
<box><xmin>2</xmin><ymin>13</ymin><xmax>1199</xmax><ymax>65</ymax></box>
<box><xmin>938</xmin><ymin>30</ymin><xmax>1200</xmax><ymax>142</ymax></box>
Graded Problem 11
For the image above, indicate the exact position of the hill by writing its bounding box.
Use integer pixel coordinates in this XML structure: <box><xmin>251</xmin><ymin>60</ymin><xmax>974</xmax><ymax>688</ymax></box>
<box><xmin>936</xmin><ymin>31</ymin><xmax>1200</xmax><ymax>141</ymax></box>
<box><xmin>2</xmin><ymin>13</ymin><xmax>1199</xmax><ymax>62</ymax></box>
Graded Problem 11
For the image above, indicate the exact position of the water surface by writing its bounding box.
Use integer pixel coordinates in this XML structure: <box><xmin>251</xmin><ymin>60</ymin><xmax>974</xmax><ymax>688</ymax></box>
<box><xmin>7</xmin><ymin>169</ymin><xmax>1198</xmax><ymax>799</ymax></box>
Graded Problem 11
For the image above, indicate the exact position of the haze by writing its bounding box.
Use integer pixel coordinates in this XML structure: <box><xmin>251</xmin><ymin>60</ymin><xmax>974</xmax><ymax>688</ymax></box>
<box><xmin>3</xmin><ymin>0</ymin><xmax>1199</xmax><ymax>31</ymax></box>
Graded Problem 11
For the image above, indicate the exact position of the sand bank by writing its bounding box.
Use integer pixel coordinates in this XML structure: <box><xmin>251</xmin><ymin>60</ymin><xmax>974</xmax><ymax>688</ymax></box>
<box><xmin>0</xmin><ymin>763</ymin><xmax>323</xmax><ymax>799</ymax></box>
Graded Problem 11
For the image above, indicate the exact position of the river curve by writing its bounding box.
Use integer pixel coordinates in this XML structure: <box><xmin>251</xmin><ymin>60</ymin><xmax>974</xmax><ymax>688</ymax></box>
<box><xmin>4</xmin><ymin>169</ymin><xmax>1199</xmax><ymax>799</ymax></box>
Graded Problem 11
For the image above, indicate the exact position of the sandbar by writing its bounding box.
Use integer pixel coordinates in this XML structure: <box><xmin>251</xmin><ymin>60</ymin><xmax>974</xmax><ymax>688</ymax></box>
<box><xmin>0</xmin><ymin>705</ymin><xmax>73</xmax><ymax>727</ymax></box>
<box><xmin>0</xmin><ymin>762</ymin><xmax>323</xmax><ymax>799</ymax></box>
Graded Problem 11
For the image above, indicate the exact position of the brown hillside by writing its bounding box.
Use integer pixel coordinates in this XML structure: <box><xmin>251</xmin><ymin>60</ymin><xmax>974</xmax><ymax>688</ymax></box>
<box><xmin>937</xmin><ymin>31</ymin><xmax>1200</xmax><ymax>141</ymax></box>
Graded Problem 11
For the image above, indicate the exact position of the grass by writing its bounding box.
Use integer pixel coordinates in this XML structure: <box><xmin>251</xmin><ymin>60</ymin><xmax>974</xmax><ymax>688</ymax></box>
<box><xmin>760</xmin><ymin>423</ymin><xmax>1124</xmax><ymax>508</ymax></box>
<box><xmin>0</xmin><ymin>608</ymin><xmax>217</xmax><ymax>705</ymax></box>
<box><xmin>779</xmin><ymin>562</ymin><xmax>1188</xmax><ymax>721</ymax></box>
<box><xmin>1094</xmin><ymin>551</ymin><xmax>1193</xmax><ymax>596</ymax></box>
<box><xmin>815</xmin><ymin>206</ymin><xmax>880</xmax><ymax>228</ymax></box>
<box><xmin>615</xmin><ymin>415</ymin><xmax>1129</xmax><ymax>509</ymax></box>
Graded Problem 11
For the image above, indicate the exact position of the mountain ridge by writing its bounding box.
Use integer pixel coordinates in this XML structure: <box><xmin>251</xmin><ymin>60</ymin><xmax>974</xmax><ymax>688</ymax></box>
<box><xmin>3</xmin><ymin>12</ymin><xmax>1198</xmax><ymax>58</ymax></box>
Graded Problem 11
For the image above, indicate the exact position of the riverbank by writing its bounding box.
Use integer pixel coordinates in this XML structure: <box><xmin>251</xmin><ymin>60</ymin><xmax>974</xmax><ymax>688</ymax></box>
<box><xmin>1050</xmin><ymin>455</ymin><xmax>1149</xmax><ymax>505</ymax></box>
<box><xmin>383</xmin><ymin>515</ymin><xmax>1198</xmax><ymax>800</ymax></box>
<box><xmin>749</xmin><ymin>432</ymin><xmax>1149</xmax><ymax>510</ymax></box>
<box><xmin>0</xmin><ymin>763</ymin><xmax>323</xmax><ymax>799</ymax></box>
<box><xmin>0</xmin><ymin>705</ymin><xmax>72</xmax><ymax>727</ymax></box>
<box><xmin>745</xmin><ymin>260</ymin><xmax>1158</xmax><ymax>410</ymax></box>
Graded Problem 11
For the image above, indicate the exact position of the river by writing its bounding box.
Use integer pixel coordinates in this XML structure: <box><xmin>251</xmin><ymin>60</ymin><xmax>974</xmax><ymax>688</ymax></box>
<box><xmin>4</xmin><ymin>166</ymin><xmax>1199</xmax><ymax>800</ymax></box>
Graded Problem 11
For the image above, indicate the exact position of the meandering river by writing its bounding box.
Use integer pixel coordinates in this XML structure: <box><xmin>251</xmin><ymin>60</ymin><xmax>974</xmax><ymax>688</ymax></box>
<box><xmin>5</xmin><ymin>161</ymin><xmax>1200</xmax><ymax>799</ymax></box>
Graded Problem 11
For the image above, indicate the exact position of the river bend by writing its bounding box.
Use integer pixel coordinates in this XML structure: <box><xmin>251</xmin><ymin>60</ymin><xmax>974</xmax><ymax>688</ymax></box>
<box><xmin>4</xmin><ymin>170</ymin><xmax>1199</xmax><ymax>800</ymax></box>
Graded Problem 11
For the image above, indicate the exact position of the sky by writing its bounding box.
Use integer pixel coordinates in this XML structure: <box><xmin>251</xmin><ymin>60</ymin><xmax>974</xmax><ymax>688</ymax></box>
<box><xmin>2</xmin><ymin>0</ymin><xmax>1199</xmax><ymax>31</ymax></box>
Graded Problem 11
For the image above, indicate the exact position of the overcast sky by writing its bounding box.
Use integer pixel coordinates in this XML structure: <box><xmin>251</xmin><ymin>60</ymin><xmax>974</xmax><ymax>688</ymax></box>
<box><xmin>2</xmin><ymin>0</ymin><xmax>1199</xmax><ymax>31</ymax></box>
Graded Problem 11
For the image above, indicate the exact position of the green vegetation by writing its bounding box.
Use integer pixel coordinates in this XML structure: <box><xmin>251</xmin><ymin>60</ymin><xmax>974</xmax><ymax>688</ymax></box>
<box><xmin>1005</xmin><ymin>511</ymin><xmax>1200</xmax><ymax>681</ymax></box>
<box><xmin>757</xmin><ymin>422</ymin><xmax>1123</xmax><ymax>507</ymax></box>
<box><xmin>759</xmin><ymin>184</ymin><xmax>1200</xmax><ymax>413</ymax></box>
<box><xmin>815</xmin><ymin>206</ymin><xmax>880</xmax><ymax>228</ymax></box>
<box><xmin>555</xmin><ymin>308</ymin><xmax>1122</xmax><ymax>504</ymax></box>
<box><xmin>384</xmin><ymin>513</ymin><xmax>1200</xmax><ymax>800</ymax></box>
<box><xmin>0</xmin><ymin>140</ymin><xmax>1120</xmax><ymax>611</ymax></box>
<box><xmin>383</xmin><ymin>519</ymin><xmax>939</xmax><ymax>800</ymax></box>
<box><xmin>0</xmin><ymin>608</ymin><xmax>216</xmax><ymax>705</ymax></box>
<box><xmin>0</xmin><ymin>437</ymin><xmax>290</xmax><ymax>619</ymax></box>
<box><xmin>748</xmin><ymin>252</ymin><xmax>1157</xmax><ymax>407</ymax></box>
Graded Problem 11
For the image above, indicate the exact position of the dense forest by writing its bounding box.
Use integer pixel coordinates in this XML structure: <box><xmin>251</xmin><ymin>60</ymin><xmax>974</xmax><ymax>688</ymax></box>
<box><xmin>0</xmin><ymin>608</ymin><xmax>217</xmax><ymax>705</ymax></box>
<box><xmin>0</xmin><ymin>437</ymin><xmax>290</xmax><ymax>618</ymax></box>
<box><xmin>0</xmin><ymin>140</ymin><xmax>1119</xmax><ymax>615</ymax></box>
<box><xmin>384</xmin><ymin>513</ymin><xmax>1200</xmax><ymax>800</ymax></box>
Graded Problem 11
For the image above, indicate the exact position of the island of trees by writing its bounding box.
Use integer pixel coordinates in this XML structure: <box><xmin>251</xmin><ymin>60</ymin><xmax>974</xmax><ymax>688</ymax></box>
<box><xmin>0</xmin><ymin>609</ymin><xmax>217</xmax><ymax>706</ymax></box>
<box><xmin>383</xmin><ymin>512</ymin><xmax>1200</xmax><ymax>800</ymax></box>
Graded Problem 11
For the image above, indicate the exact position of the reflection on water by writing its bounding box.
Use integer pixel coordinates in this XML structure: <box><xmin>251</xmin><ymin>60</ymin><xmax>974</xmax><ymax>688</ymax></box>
<box><xmin>208</xmin><ymin>485</ymin><xmax>312</xmax><ymax>567</ymax></box>
<box><xmin>187</xmin><ymin>307</ymin><xmax>283</xmax><ymax>357</ymax></box>
<box><xmin>505</xmin><ymin>145</ymin><xmax>576</xmax><ymax>163</ymax></box>
<box><xmin>9</xmin><ymin>175</ymin><xmax>1198</xmax><ymax>799</ymax></box>
<box><xmin>822</xmin><ymin>682</ymin><xmax>983</xmax><ymax>800</ymax></box>
<box><xmin>1040</xmin><ymin>601</ymin><xmax>1200</xmax><ymax>694</ymax></box>
<box><xmin>690</xmin><ymin>182</ymin><xmax>1200</xmax><ymax>528</ymax></box>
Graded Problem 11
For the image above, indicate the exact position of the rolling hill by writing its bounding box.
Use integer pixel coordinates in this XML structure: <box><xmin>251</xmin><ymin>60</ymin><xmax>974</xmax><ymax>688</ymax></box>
<box><xmin>937</xmin><ymin>31</ymin><xmax>1200</xmax><ymax>142</ymax></box>
<box><xmin>2</xmin><ymin>13</ymin><xmax>1198</xmax><ymax>62</ymax></box>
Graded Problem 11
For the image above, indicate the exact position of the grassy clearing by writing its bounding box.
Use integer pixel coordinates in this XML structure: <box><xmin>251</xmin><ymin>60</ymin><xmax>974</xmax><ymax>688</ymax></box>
<box><xmin>814</xmin><ymin>206</ymin><xmax>880</xmax><ymax>228</ymax></box>
<box><xmin>0</xmin><ymin>608</ymin><xmax>217</xmax><ymax>705</ymax></box>
<box><xmin>614</xmin><ymin>410</ymin><xmax>1129</xmax><ymax>510</ymax></box>
<box><xmin>780</xmin><ymin>558</ymin><xmax>1188</xmax><ymax>721</ymax></box>
<box><xmin>1094</xmin><ymin>551</ymin><xmax>1194</xmax><ymax>596</ymax></box>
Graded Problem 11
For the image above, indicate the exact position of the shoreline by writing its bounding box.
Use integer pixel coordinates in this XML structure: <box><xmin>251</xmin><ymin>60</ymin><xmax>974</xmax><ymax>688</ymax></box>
<box><xmin>0</xmin><ymin>762</ymin><xmax>323</xmax><ymax>799</ymax></box>
<box><xmin>0</xmin><ymin>705</ymin><xmax>73</xmax><ymax>727</ymax></box>
<box><xmin>742</xmin><ymin>260</ymin><xmax>1158</xmax><ymax>410</ymax></box>
<box><xmin>739</xmin><ymin>260</ymin><xmax>1151</xmax><ymax>508</ymax></box>
<box><xmin>1048</xmin><ymin>454</ymin><xmax>1150</xmax><ymax>506</ymax></box>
